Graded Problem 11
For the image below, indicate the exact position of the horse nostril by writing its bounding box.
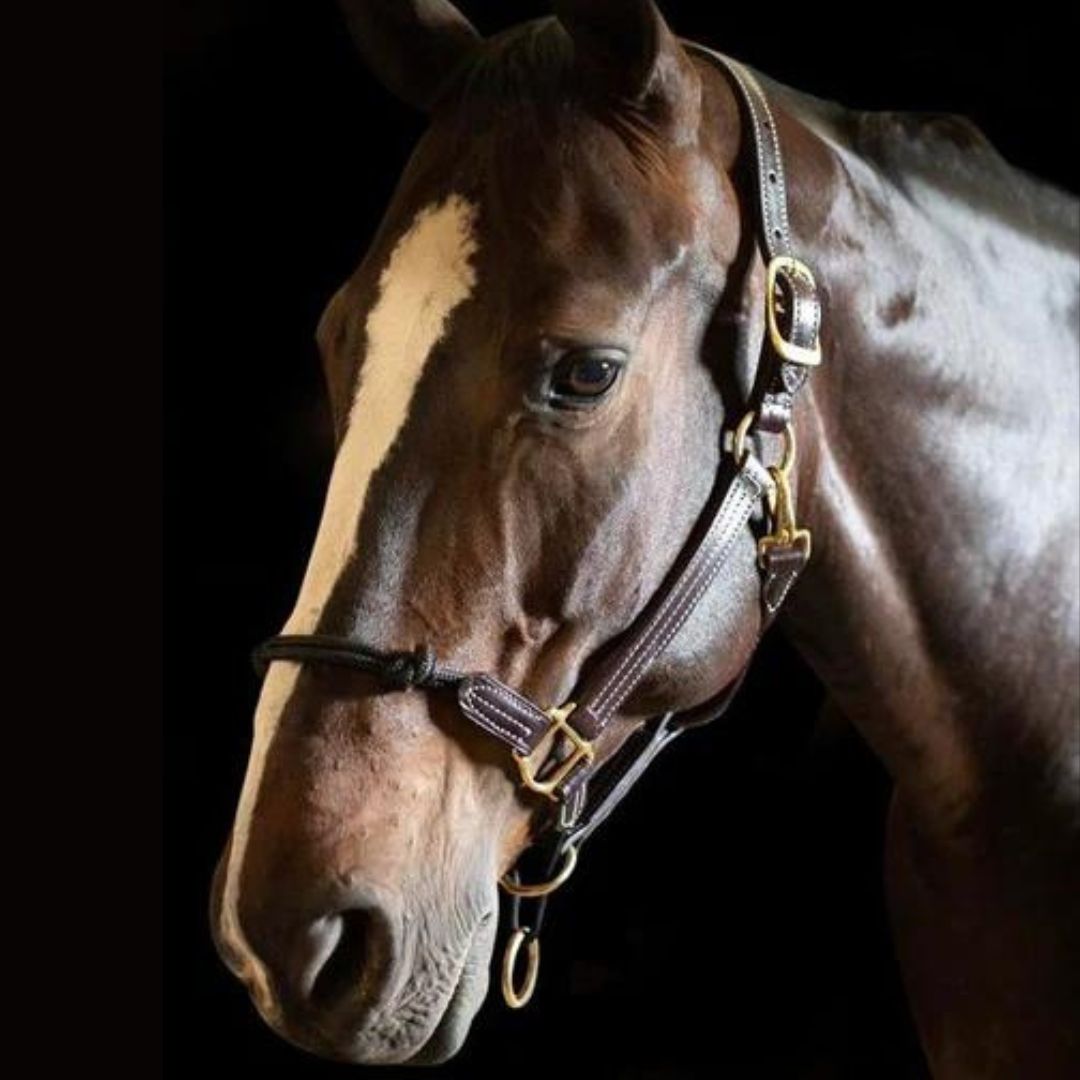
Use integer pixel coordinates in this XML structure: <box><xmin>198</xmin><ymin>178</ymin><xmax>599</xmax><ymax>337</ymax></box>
<box><xmin>310</xmin><ymin>908</ymin><xmax>379</xmax><ymax>1009</ymax></box>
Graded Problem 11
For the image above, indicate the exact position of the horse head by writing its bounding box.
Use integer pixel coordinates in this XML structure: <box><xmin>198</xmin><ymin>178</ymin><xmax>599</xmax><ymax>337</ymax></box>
<box><xmin>212</xmin><ymin>0</ymin><xmax>780</xmax><ymax>1064</ymax></box>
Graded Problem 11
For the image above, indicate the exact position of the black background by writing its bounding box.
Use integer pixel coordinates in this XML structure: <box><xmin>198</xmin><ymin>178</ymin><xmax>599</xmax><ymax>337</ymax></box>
<box><xmin>165</xmin><ymin>3</ymin><xmax>1077</xmax><ymax>1077</ymax></box>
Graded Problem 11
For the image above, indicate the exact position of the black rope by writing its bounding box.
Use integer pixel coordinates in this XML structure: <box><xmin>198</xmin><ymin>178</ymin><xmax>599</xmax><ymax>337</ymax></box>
<box><xmin>251</xmin><ymin>635</ymin><xmax>464</xmax><ymax>690</ymax></box>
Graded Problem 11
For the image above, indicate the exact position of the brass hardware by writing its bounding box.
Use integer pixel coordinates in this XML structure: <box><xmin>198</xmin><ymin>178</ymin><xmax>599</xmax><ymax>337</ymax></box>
<box><xmin>774</xmin><ymin>418</ymin><xmax>797</xmax><ymax>474</ymax></box>
<box><xmin>501</xmin><ymin>929</ymin><xmax>541</xmax><ymax>1009</ymax></box>
<box><xmin>731</xmin><ymin>409</ymin><xmax>756</xmax><ymax>466</ymax></box>
<box><xmin>512</xmin><ymin>702</ymin><xmax>593</xmax><ymax>800</ymax></box>
<box><xmin>758</xmin><ymin>422</ymin><xmax>812</xmax><ymax>562</ymax></box>
<box><xmin>766</xmin><ymin>256</ymin><xmax>821</xmax><ymax>367</ymax></box>
<box><xmin>499</xmin><ymin>844</ymin><xmax>579</xmax><ymax>898</ymax></box>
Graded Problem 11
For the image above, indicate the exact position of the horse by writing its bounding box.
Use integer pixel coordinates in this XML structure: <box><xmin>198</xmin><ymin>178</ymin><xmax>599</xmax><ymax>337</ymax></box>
<box><xmin>209</xmin><ymin>1</ymin><xmax>1080</xmax><ymax>1074</ymax></box>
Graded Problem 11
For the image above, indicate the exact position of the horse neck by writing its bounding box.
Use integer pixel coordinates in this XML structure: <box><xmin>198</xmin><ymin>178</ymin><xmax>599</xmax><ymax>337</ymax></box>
<box><xmin>761</xmin><ymin>90</ymin><xmax>1080</xmax><ymax>819</ymax></box>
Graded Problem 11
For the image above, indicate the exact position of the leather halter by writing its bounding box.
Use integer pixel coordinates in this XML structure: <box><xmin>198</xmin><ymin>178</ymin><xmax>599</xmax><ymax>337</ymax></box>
<box><xmin>251</xmin><ymin>49</ymin><xmax>823</xmax><ymax>1010</ymax></box>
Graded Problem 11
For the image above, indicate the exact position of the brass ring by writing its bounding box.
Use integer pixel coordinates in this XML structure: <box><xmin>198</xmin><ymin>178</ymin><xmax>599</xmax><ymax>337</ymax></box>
<box><xmin>501</xmin><ymin>929</ymin><xmax>540</xmax><ymax>1009</ymax></box>
<box><xmin>777</xmin><ymin>421</ymin><xmax>797</xmax><ymax>473</ymax></box>
<box><xmin>499</xmin><ymin>844</ymin><xmax>578</xmax><ymax>898</ymax></box>
<box><xmin>731</xmin><ymin>410</ymin><xmax>756</xmax><ymax>465</ymax></box>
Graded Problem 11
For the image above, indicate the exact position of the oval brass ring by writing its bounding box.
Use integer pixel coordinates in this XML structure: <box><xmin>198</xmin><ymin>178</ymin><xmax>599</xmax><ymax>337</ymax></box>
<box><xmin>501</xmin><ymin>928</ymin><xmax>540</xmax><ymax>1009</ymax></box>
<box><xmin>776</xmin><ymin>421</ymin><xmax>797</xmax><ymax>474</ymax></box>
<box><xmin>731</xmin><ymin>410</ymin><xmax>756</xmax><ymax>465</ymax></box>
<box><xmin>499</xmin><ymin>844</ymin><xmax>578</xmax><ymax>898</ymax></box>
<box><xmin>733</xmin><ymin>413</ymin><xmax>796</xmax><ymax>475</ymax></box>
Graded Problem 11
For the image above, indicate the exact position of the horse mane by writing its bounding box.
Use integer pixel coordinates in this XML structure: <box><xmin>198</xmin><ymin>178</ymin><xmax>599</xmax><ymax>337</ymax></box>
<box><xmin>757</xmin><ymin>72</ymin><xmax>1079</xmax><ymax>251</ymax></box>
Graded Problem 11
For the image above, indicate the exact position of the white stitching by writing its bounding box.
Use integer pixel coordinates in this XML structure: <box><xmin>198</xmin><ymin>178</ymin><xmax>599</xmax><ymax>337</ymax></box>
<box><xmin>588</xmin><ymin>474</ymin><xmax>760</xmax><ymax>727</ymax></box>
<box><xmin>481</xmin><ymin>680</ymin><xmax>550</xmax><ymax>733</ymax></box>
<box><xmin>599</xmin><ymin>478</ymin><xmax>756</xmax><ymax>709</ymax></box>
<box><xmin>686</xmin><ymin>47</ymin><xmax>795</xmax><ymax>254</ymax></box>
<box><xmin>765</xmin><ymin>562</ymin><xmax>801</xmax><ymax>612</ymax></box>
<box><xmin>589</xmin><ymin>502</ymin><xmax>730</xmax><ymax>715</ymax></box>
<box><xmin>590</xmin><ymin>479</ymin><xmax>757</xmax><ymax>719</ymax></box>
<box><xmin>593</xmin><ymin>473</ymin><xmax>759</xmax><ymax>713</ymax></box>
<box><xmin>623</xmin><ymin>485</ymin><xmax>757</xmax><ymax>683</ymax></box>
<box><xmin>725</xmin><ymin>59</ymin><xmax>789</xmax><ymax>251</ymax></box>
<box><xmin>461</xmin><ymin>681</ymin><xmax>533</xmax><ymax>748</ymax></box>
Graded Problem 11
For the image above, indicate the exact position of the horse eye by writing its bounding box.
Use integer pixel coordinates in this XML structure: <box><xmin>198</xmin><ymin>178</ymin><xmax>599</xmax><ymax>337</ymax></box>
<box><xmin>549</xmin><ymin>350</ymin><xmax>624</xmax><ymax>405</ymax></box>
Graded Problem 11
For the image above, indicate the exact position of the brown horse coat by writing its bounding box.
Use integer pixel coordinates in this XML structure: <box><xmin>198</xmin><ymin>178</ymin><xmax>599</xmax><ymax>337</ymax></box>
<box><xmin>212</xmin><ymin>3</ymin><xmax>1079</xmax><ymax>1073</ymax></box>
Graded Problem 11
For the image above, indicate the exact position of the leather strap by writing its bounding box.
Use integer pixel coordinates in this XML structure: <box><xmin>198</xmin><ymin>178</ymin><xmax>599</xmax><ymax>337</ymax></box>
<box><xmin>684</xmin><ymin>46</ymin><xmax>822</xmax><ymax>435</ymax></box>
<box><xmin>544</xmin><ymin>535</ymin><xmax>789</xmax><ymax>848</ymax></box>
<box><xmin>760</xmin><ymin>541</ymin><xmax>809</xmax><ymax>617</ymax></box>
<box><xmin>686</xmin><ymin>48</ymin><xmax>793</xmax><ymax>262</ymax></box>
<box><xmin>457</xmin><ymin>674</ymin><xmax>551</xmax><ymax>756</ymax></box>
<box><xmin>458</xmin><ymin>457</ymin><xmax>769</xmax><ymax>773</ymax></box>
<box><xmin>572</xmin><ymin>458</ymin><xmax>768</xmax><ymax>738</ymax></box>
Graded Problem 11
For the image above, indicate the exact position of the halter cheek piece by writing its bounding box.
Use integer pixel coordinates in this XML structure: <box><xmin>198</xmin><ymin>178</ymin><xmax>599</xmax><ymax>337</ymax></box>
<box><xmin>251</xmin><ymin>50</ymin><xmax>823</xmax><ymax>1010</ymax></box>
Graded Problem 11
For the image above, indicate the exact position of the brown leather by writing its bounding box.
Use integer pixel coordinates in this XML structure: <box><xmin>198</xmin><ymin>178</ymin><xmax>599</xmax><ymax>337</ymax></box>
<box><xmin>561</xmin><ymin>714</ymin><xmax>682</xmax><ymax>847</ymax></box>
<box><xmin>685</xmin><ymin>47</ymin><xmax>822</xmax><ymax>436</ymax></box>
<box><xmin>571</xmin><ymin>459</ymin><xmax>767</xmax><ymax>739</ymax></box>
<box><xmin>761</xmin><ymin>540</ymin><xmax>810</xmax><ymax>616</ymax></box>
<box><xmin>457</xmin><ymin>673</ymin><xmax>552</xmax><ymax>755</ymax></box>
<box><xmin>456</xmin><ymin>458</ymin><xmax>767</xmax><ymax>797</ymax></box>
<box><xmin>689</xmin><ymin>50</ymin><xmax>794</xmax><ymax>262</ymax></box>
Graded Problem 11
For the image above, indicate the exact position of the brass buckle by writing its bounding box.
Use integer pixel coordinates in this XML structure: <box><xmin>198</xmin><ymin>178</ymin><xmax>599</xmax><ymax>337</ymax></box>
<box><xmin>766</xmin><ymin>256</ymin><xmax>822</xmax><ymax>367</ymax></box>
<box><xmin>758</xmin><ymin>423</ymin><xmax>812</xmax><ymax>562</ymax></box>
<box><xmin>512</xmin><ymin>702</ymin><xmax>592</xmax><ymax>800</ymax></box>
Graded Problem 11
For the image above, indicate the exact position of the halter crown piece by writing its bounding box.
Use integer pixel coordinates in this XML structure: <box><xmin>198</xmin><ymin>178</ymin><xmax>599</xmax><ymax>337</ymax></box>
<box><xmin>251</xmin><ymin>49</ymin><xmax>823</xmax><ymax>1010</ymax></box>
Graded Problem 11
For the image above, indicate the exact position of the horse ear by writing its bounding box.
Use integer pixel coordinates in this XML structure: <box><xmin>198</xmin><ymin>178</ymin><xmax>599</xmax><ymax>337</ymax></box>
<box><xmin>337</xmin><ymin>0</ymin><xmax>482</xmax><ymax>112</ymax></box>
<box><xmin>554</xmin><ymin>0</ymin><xmax>700</xmax><ymax>137</ymax></box>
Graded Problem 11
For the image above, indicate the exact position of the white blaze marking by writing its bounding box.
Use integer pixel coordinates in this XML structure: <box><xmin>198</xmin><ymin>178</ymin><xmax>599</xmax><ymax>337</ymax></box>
<box><xmin>220</xmin><ymin>195</ymin><xmax>479</xmax><ymax>994</ymax></box>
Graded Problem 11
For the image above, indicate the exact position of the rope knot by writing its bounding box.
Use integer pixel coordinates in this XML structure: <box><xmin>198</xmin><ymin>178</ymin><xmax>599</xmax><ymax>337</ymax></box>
<box><xmin>382</xmin><ymin>645</ymin><xmax>437</xmax><ymax>689</ymax></box>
